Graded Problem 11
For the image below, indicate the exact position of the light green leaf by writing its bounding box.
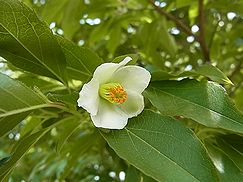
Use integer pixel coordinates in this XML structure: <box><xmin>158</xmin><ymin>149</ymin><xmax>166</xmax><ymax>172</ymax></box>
<box><xmin>101</xmin><ymin>110</ymin><xmax>217</xmax><ymax>182</ymax></box>
<box><xmin>57</xmin><ymin>36</ymin><xmax>103</xmax><ymax>81</ymax></box>
<box><xmin>144</xmin><ymin>79</ymin><xmax>243</xmax><ymax>134</ymax></box>
<box><xmin>0</xmin><ymin>73</ymin><xmax>49</xmax><ymax>137</ymax></box>
<box><xmin>59</xmin><ymin>132</ymin><xmax>99</xmax><ymax>180</ymax></box>
<box><xmin>56</xmin><ymin>117</ymin><xmax>81</xmax><ymax>152</ymax></box>
<box><xmin>195</xmin><ymin>65</ymin><xmax>233</xmax><ymax>85</ymax></box>
<box><xmin>106</xmin><ymin>25</ymin><xmax>122</xmax><ymax>54</ymax></box>
<box><xmin>112</xmin><ymin>54</ymin><xmax>139</xmax><ymax>64</ymax></box>
<box><xmin>0</xmin><ymin>0</ymin><xmax>67</xmax><ymax>84</ymax></box>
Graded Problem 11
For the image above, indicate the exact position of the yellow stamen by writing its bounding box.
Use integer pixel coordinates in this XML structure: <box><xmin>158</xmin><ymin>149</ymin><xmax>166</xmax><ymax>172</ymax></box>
<box><xmin>99</xmin><ymin>83</ymin><xmax>128</xmax><ymax>104</ymax></box>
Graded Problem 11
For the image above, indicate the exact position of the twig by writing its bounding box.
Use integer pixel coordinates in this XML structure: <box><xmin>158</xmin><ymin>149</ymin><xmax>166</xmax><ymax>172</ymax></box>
<box><xmin>147</xmin><ymin>0</ymin><xmax>195</xmax><ymax>37</ymax></box>
<box><xmin>198</xmin><ymin>0</ymin><xmax>210</xmax><ymax>62</ymax></box>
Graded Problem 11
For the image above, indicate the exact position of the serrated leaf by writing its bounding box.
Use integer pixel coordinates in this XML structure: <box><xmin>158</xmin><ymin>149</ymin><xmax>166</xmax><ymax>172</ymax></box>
<box><xmin>144</xmin><ymin>79</ymin><xmax>243</xmax><ymax>134</ymax></box>
<box><xmin>0</xmin><ymin>73</ymin><xmax>49</xmax><ymax>137</ymax></box>
<box><xmin>101</xmin><ymin>110</ymin><xmax>217</xmax><ymax>182</ymax></box>
<box><xmin>0</xmin><ymin>0</ymin><xmax>67</xmax><ymax>84</ymax></box>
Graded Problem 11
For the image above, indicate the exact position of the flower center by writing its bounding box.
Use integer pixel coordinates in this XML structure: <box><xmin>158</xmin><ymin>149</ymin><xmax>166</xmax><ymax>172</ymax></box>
<box><xmin>99</xmin><ymin>83</ymin><xmax>128</xmax><ymax>104</ymax></box>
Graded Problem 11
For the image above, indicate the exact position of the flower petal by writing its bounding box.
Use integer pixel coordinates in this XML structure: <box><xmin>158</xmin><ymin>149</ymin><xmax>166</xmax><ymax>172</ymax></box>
<box><xmin>77</xmin><ymin>78</ymin><xmax>100</xmax><ymax>115</ymax></box>
<box><xmin>93</xmin><ymin>57</ymin><xmax>132</xmax><ymax>84</ymax></box>
<box><xmin>111</xmin><ymin>65</ymin><xmax>151</xmax><ymax>93</ymax></box>
<box><xmin>117</xmin><ymin>90</ymin><xmax>144</xmax><ymax>118</ymax></box>
<box><xmin>91</xmin><ymin>100</ymin><xmax>128</xmax><ymax>129</ymax></box>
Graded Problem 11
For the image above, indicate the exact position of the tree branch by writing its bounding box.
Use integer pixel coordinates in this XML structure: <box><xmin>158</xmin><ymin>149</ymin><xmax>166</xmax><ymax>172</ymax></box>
<box><xmin>148</xmin><ymin>0</ymin><xmax>211</xmax><ymax>63</ymax></box>
<box><xmin>147</xmin><ymin>0</ymin><xmax>195</xmax><ymax>37</ymax></box>
<box><xmin>198</xmin><ymin>0</ymin><xmax>210</xmax><ymax>62</ymax></box>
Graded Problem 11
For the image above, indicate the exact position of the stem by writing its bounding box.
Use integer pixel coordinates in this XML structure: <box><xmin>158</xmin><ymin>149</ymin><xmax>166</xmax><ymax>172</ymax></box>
<box><xmin>0</xmin><ymin>104</ymin><xmax>51</xmax><ymax>118</ymax></box>
<box><xmin>198</xmin><ymin>0</ymin><xmax>210</xmax><ymax>62</ymax></box>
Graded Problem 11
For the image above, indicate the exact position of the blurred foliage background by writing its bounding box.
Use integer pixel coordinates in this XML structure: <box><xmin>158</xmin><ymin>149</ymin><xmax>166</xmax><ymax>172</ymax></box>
<box><xmin>0</xmin><ymin>0</ymin><xmax>242</xmax><ymax>181</ymax></box>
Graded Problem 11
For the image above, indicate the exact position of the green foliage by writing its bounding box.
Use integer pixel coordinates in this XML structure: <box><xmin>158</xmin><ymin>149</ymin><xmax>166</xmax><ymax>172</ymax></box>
<box><xmin>0</xmin><ymin>0</ymin><xmax>242</xmax><ymax>181</ymax></box>
<box><xmin>102</xmin><ymin>111</ymin><xmax>217</xmax><ymax>182</ymax></box>
<box><xmin>144</xmin><ymin>79</ymin><xmax>243</xmax><ymax>134</ymax></box>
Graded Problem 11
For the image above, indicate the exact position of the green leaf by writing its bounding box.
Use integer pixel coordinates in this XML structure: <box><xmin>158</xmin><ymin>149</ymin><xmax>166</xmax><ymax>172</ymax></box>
<box><xmin>195</xmin><ymin>65</ymin><xmax>233</xmax><ymax>85</ymax></box>
<box><xmin>144</xmin><ymin>79</ymin><xmax>243</xmax><ymax>134</ymax></box>
<box><xmin>216</xmin><ymin>137</ymin><xmax>243</xmax><ymax>171</ymax></box>
<box><xmin>106</xmin><ymin>25</ymin><xmax>122</xmax><ymax>54</ymax></box>
<box><xmin>206</xmin><ymin>142</ymin><xmax>243</xmax><ymax>181</ymax></box>
<box><xmin>56</xmin><ymin>117</ymin><xmax>81</xmax><ymax>152</ymax></box>
<box><xmin>152</xmin><ymin>65</ymin><xmax>233</xmax><ymax>85</ymax></box>
<box><xmin>0</xmin><ymin>0</ymin><xmax>67</xmax><ymax>84</ymax></box>
<box><xmin>57</xmin><ymin>36</ymin><xmax>103</xmax><ymax>81</ymax></box>
<box><xmin>125</xmin><ymin>166</ymin><xmax>156</xmax><ymax>182</ymax></box>
<box><xmin>59</xmin><ymin>132</ymin><xmax>99</xmax><ymax>180</ymax></box>
<box><xmin>0</xmin><ymin>73</ymin><xmax>49</xmax><ymax>137</ymax></box>
<box><xmin>112</xmin><ymin>54</ymin><xmax>139</xmax><ymax>64</ymax></box>
<box><xmin>101</xmin><ymin>110</ymin><xmax>217</xmax><ymax>182</ymax></box>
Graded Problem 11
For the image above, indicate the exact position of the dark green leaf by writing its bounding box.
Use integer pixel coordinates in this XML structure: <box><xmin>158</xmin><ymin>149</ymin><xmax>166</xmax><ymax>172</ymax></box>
<box><xmin>144</xmin><ymin>79</ymin><xmax>243</xmax><ymax>134</ymax></box>
<box><xmin>206</xmin><ymin>142</ymin><xmax>243</xmax><ymax>181</ymax></box>
<box><xmin>0</xmin><ymin>0</ymin><xmax>67</xmax><ymax>83</ymax></box>
<box><xmin>101</xmin><ymin>110</ymin><xmax>217</xmax><ymax>182</ymax></box>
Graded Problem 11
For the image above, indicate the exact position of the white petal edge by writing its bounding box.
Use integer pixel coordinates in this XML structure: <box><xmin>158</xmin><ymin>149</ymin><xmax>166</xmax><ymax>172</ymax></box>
<box><xmin>117</xmin><ymin>90</ymin><xmax>144</xmax><ymax>118</ymax></box>
<box><xmin>111</xmin><ymin>65</ymin><xmax>151</xmax><ymax>93</ymax></box>
<box><xmin>91</xmin><ymin>100</ymin><xmax>129</xmax><ymax>129</ymax></box>
<box><xmin>77</xmin><ymin>78</ymin><xmax>100</xmax><ymax>115</ymax></box>
<box><xmin>93</xmin><ymin>56</ymin><xmax>132</xmax><ymax>84</ymax></box>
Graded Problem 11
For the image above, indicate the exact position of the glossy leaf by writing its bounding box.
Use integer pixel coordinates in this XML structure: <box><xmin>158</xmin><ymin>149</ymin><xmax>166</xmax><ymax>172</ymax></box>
<box><xmin>0</xmin><ymin>73</ymin><xmax>49</xmax><ymax>137</ymax></box>
<box><xmin>144</xmin><ymin>79</ymin><xmax>243</xmax><ymax>134</ymax></box>
<box><xmin>0</xmin><ymin>0</ymin><xmax>67</xmax><ymax>83</ymax></box>
<box><xmin>216</xmin><ymin>137</ymin><xmax>243</xmax><ymax>171</ymax></box>
<box><xmin>101</xmin><ymin>110</ymin><xmax>217</xmax><ymax>182</ymax></box>
<box><xmin>206</xmin><ymin>142</ymin><xmax>243</xmax><ymax>181</ymax></box>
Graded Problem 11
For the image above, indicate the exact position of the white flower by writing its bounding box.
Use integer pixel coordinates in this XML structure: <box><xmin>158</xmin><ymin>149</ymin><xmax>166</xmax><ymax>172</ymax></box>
<box><xmin>77</xmin><ymin>57</ymin><xmax>151</xmax><ymax>129</ymax></box>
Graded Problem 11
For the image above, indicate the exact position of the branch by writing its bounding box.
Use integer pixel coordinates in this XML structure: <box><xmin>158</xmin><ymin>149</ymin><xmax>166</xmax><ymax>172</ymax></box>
<box><xmin>147</xmin><ymin>0</ymin><xmax>195</xmax><ymax>37</ymax></box>
<box><xmin>148</xmin><ymin>0</ymin><xmax>211</xmax><ymax>63</ymax></box>
<box><xmin>198</xmin><ymin>0</ymin><xmax>210</xmax><ymax>62</ymax></box>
